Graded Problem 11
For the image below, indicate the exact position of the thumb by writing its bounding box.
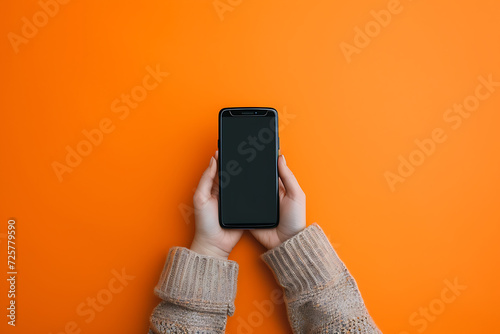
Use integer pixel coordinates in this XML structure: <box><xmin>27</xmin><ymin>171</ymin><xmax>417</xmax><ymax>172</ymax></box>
<box><xmin>193</xmin><ymin>156</ymin><xmax>216</xmax><ymax>207</ymax></box>
<box><xmin>278</xmin><ymin>155</ymin><xmax>304</xmax><ymax>200</ymax></box>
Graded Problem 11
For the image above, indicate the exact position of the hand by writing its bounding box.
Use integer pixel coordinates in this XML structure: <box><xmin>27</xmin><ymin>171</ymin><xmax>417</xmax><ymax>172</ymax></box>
<box><xmin>190</xmin><ymin>151</ymin><xmax>244</xmax><ymax>260</ymax></box>
<box><xmin>251</xmin><ymin>155</ymin><xmax>306</xmax><ymax>249</ymax></box>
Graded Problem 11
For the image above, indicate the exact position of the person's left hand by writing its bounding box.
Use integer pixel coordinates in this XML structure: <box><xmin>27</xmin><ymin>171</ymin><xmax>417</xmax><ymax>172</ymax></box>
<box><xmin>190</xmin><ymin>151</ymin><xmax>244</xmax><ymax>260</ymax></box>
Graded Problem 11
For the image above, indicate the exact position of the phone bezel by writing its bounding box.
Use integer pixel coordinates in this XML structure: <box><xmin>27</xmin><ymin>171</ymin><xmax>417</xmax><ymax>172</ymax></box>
<box><xmin>218</xmin><ymin>107</ymin><xmax>280</xmax><ymax>229</ymax></box>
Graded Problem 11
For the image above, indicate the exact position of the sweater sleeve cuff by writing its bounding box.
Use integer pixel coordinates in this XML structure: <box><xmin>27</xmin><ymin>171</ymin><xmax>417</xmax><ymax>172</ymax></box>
<box><xmin>261</xmin><ymin>223</ymin><xmax>348</xmax><ymax>300</ymax></box>
<box><xmin>154</xmin><ymin>247</ymin><xmax>239</xmax><ymax>316</ymax></box>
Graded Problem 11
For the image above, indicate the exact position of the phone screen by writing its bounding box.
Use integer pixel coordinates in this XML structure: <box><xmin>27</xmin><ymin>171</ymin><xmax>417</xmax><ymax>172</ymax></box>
<box><xmin>219</xmin><ymin>109</ymin><xmax>279</xmax><ymax>227</ymax></box>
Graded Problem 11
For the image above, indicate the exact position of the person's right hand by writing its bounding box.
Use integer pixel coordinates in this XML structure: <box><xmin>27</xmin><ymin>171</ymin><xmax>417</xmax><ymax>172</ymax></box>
<box><xmin>250</xmin><ymin>155</ymin><xmax>306</xmax><ymax>249</ymax></box>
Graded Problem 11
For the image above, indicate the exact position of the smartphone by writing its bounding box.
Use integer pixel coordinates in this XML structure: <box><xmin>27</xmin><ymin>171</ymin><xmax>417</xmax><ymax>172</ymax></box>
<box><xmin>218</xmin><ymin>107</ymin><xmax>279</xmax><ymax>229</ymax></box>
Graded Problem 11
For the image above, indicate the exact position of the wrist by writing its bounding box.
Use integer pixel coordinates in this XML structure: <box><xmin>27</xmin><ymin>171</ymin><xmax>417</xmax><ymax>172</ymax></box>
<box><xmin>275</xmin><ymin>226</ymin><xmax>305</xmax><ymax>249</ymax></box>
<box><xmin>190</xmin><ymin>239</ymin><xmax>230</xmax><ymax>260</ymax></box>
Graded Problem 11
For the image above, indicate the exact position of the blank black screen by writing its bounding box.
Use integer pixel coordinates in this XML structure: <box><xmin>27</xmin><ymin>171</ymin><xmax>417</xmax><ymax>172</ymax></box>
<box><xmin>220</xmin><ymin>113</ymin><xmax>278</xmax><ymax>226</ymax></box>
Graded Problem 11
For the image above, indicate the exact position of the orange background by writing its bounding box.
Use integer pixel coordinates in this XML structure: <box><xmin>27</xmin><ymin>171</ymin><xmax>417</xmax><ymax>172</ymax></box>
<box><xmin>1</xmin><ymin>0</ymin><xmax>500</xmax><ymax>333</ymax></box>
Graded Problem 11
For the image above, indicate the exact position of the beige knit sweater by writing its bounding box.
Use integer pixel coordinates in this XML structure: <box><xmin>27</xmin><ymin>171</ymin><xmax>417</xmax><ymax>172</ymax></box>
<box><xmin>148</xmin><ymin>224</ymin><xmax>381</xmax><ymax>333</ymax></box>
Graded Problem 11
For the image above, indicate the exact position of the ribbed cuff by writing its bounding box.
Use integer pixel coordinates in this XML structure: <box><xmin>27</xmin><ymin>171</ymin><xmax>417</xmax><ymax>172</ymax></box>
<box><xmin>154</xmin><ymin>247</ymin><xmax>239</xmax><ymax>316</ymax></box>
<box><xmin>261</xmin><ymin>223</ymin><xmax>347</xmax><ymax>300</ymax></box>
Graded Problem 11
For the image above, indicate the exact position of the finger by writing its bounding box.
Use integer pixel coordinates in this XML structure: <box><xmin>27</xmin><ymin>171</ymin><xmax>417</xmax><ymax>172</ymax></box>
<box><xmin>212</xmin><ymin>150</ymin><xmax>220</xmax><ymax>195</ymax></box>
<box><xmin>278</xmin><ymin>177</ymin><xmax>285</xmax><ymax>190</ymax></box>
<box><xmin>211</xmin><ymin>166</ymin><xmax>220</xmax><ymax>196</ymax></box>
<box><xmin>277</xmin><ymin>155</ymin><xmax>304</xmax><ymax>200</ymax></box>
<box><xmin>278</xmin><ymin>177</ymin><xmax>286</xmax><ymax>199</ymax></box>
<box><xmin>194</xmin><ymin>156</ymin><xmax>217</xmax><ymax>206</ymax></box>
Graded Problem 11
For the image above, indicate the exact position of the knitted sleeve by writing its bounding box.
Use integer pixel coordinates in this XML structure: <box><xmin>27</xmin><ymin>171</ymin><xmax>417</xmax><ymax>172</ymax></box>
<box><xmin>148</xmin><ymin>247</ymin><xmax>238</xmax><ymax>334</ymax></box>
<box><xmin>261</xmin><ymin>223</ymin><xmax>382</xmax><ymax>334</ymax></box>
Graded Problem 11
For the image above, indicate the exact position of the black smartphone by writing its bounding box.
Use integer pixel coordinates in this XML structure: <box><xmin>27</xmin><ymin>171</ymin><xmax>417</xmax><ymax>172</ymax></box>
<box><xmin>218</xmin><ymin>107</ymin><xmax>279</xmax><ymax>229</ymax></box>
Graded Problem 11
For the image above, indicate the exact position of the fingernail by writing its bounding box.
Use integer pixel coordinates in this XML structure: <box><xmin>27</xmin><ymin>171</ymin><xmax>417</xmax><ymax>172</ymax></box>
<box><xmin>209</xmin><ymin>156</ymin><xmax>214</xmax><ymax>167</ymax></box>
<box><xmin>282</xmin><ymin>155</ymin><xmax>286</xmax><ymax>165</ymax></box>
